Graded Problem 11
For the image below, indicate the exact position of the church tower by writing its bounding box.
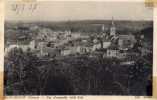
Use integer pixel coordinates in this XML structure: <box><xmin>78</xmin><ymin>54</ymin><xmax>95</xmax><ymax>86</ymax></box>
<box><xmin>101</xmin><ymin>24</ymin><xmax>105</xmax><ymax>32</ymax></box>
<box><xmin>110</xmin><ymin>17</ymin><xmax>116</xmax><ymax>36</ymax></box>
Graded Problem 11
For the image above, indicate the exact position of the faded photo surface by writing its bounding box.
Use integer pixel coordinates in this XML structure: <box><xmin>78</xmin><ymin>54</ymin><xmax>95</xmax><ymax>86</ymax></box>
<box><xmin>4</xmin><ymin>1</ymin><xmax>153</xmax><ymax>95</ymax></box>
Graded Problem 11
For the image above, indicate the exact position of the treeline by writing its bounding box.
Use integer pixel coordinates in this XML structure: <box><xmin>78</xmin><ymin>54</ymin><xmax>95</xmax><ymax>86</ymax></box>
<box><xmin>4</xmin><ymin>48</ymin><xmax>152</xmax><ymax>95</ymax></box>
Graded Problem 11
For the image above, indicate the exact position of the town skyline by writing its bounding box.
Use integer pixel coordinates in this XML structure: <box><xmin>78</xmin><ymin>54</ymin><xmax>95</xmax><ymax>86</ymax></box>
<box><xmin>4</xmin><ymin>17</ymin><xmax>153</xmax><ymax>95</ymax></box>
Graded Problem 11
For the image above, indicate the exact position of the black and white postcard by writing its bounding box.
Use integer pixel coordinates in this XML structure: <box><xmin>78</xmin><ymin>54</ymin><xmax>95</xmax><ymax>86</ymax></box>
<box><xmin>2</xmin><ymin>0</ymin><xmax>156</xmax><ymax>99</ymax></box>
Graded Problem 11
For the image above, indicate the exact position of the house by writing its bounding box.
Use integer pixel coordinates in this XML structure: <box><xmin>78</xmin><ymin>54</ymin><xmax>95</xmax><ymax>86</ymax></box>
<box><xmin>61</xmin><ymin>46</ymin><xmax>78</xmax><ymax>56</ymax></box>
<box><xmin>61</xmin><ymin>39</ymin><xmax>93</xmax><ymax>56</ymax></box>
<box><xmin>74</xmin><ymin>38</ymin><xmax>93</xmax><ymax>54</ymax></box>
<box><xmin>61</xmin><ymin>49</ymin><xmax>72</xmax><ymax>56</ymax></box>
<box><xmin>37</xmin><ymin>28</ymin><xmax>56</xmax><ymax>42</ymax></box>
<box><xmin>104</xmin><ymin>49</ymin><xmax>128</xmax><ymax>59</ymax></box>
<box><xmin>5</xmin><ymin>44</ymin><xmax>20</xmax><ymax>56</ymax></box>
<box><xmin>104</xmin><ymin>42</ymin><xmax>119</xmax><ymax>58</ymax></box>
<box><xmin>76</xmin><ymin>46</ymin><xmax>91</xmax><ymax>54</ymax></box>
<box><xmin>64</xmin><ymin>30</ymin><xmax>72</xmax><ymax>40</ymax></box>
<box><xmin>5</xmin><ymin>39</ymin><xmax>39</xmax><ymax>56</ymax></box>
<box><xmin>36</xmin><ymin>41</ymin><xmax>61</xmax><ymax>57</ymax></box>
<box><xmin>29</xmin><ymin>40</ymin><xmax>37</xmax><ymax>50</ymax></box>
<box><xmin>92</xmin><ymin>43</ymin><xmax>101</xmax><ymax>51</ymax></box>
<box><xmin>40</xmin><ymin>47</ymin><xmax>60</xmax><ymax>57</ymax></box>
<box><xmin>103</xmin><ymin>42</ymin><xmax>111</xmax><ymax>49</ymax></box>
<box><xmin>118</xmin><ymin>34</ymin><xmax>136</xmax><ymax>49</ymax></box>
<box><xmin>118</xmin><ymin>50</ymin><xmax>127</xmax><ymax>59</ymax></box>
<box><xmin>37</xmin><ymin>41</ymin><xmax>61</xmax><ymax>57</ymax></box>
<box><xmin>92</xmin><ymin>41</ymin><xmax>111</xmax><ymax>51</ymax></box>
<box><xmin>93</xmin><ymin>38</ymin><xmax>99</xmax><ymax>44</ymax></box>
<box><xmin>106</xmin><ymin>49</ymin><xmax>119</xmax><ymax>58</ymax></box>
<box><xmin>72</xmin><ymin>33</ymin><xmax>81</xmax><ymax>39</ymax></box>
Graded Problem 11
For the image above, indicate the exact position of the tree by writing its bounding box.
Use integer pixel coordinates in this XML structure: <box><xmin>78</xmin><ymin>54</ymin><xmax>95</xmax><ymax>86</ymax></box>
<box><xmin>5</xmin><ymin>47</ymin><xmax>40</xmax><ymax>95</ymax></box>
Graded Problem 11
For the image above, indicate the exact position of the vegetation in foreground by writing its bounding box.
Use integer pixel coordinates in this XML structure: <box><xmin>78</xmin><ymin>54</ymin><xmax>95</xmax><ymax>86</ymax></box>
<box><xmin>4</xmin><ymin>48</ymin><xmax>152</xmax><ymax>95</ymax></box>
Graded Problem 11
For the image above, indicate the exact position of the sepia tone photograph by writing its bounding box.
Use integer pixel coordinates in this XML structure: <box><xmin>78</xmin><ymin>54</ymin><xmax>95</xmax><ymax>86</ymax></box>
<box><xmin>4</xmin><ymin>1</ymin><xmax>153</xmax><ymax>96</ymax></box>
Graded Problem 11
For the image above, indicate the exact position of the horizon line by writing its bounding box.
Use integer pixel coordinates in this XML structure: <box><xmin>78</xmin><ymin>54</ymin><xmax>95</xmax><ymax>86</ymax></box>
<box><xmin>5</xmin><ymin>19</ymin><xmax>153</xmax><ymax>23</ymax></box>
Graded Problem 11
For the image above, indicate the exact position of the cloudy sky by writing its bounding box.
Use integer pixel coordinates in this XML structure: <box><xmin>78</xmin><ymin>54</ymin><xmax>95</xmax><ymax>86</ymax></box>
<box><xmin>5</xmin><ymin>1</ymin><xmax>153</xmax><ymax>21</ymax></box>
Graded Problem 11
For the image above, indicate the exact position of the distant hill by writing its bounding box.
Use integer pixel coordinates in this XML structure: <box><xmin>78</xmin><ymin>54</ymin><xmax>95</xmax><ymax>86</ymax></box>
<box><xmin>140</xmin><ymin>27</ymin><xmax>153</xmax><ymax>43</ymax></box>
<box><xmin>5</xmin><ymin>20</ymin><xmax>153</xmax><ymax>33</ymax></box>
<box><xmin>5</xmin><ymin>20</ymin><xmax>153</xmax><ymax>44</ymax></box>
<box><xmin>34</xmin><ymin>20</ymin><xmax>153</xmax><ymax>33</ymax></box>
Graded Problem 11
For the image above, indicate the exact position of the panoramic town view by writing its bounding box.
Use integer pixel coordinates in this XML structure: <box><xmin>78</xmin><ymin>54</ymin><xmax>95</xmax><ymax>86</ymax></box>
<box><xmin>4</xmin><ymin>2</ymin><xmax>153</xmax><ymax>95</ymax></box>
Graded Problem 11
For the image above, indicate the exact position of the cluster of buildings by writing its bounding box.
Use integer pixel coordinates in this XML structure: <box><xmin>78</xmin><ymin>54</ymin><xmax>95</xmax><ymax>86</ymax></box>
<box><xmin>5</xmin><ymin>18</ymin><xmax>142</xmax><ymax>62</ymax></box>
<box><xmin>59</xmin><ymin>18</ymin><xmax>137</xmax><ymax>60</ymax></box>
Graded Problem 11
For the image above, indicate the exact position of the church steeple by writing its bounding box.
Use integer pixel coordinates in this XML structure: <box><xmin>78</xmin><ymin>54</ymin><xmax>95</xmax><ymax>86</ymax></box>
<box><xmin>111</xmin><ymin>17</ymin><xmax>115</xmax><ymax>26</ymax></box>
<box><xmin>101</xmin><ymin>24</ymin><xmax>105</xmax><ymax>32</ymax></box>
<box><xmin>110</xmin><ymin>17</ymin><xmax>116</xmax><ymax>36</ymax></box>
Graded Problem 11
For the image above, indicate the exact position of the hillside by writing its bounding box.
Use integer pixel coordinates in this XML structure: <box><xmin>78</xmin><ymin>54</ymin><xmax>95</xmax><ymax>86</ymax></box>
<box><xmin>5</xmin><ymin>20</ymin><xmax>153</xmax><ymax>44</ymax></box>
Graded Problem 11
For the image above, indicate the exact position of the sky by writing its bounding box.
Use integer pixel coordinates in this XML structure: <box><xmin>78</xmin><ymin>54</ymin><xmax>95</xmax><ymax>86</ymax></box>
<box><xmin>5</xmin><ymin>1</ymin><xmax>153</xmax><ymax>21</ymax></box>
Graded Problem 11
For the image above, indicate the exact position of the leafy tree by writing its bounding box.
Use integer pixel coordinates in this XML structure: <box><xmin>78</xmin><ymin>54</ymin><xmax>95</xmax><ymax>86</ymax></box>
<box><xmin>5</xmin><ymin>48</ymin><xmax>40</xmax><ymax>95</ymax></box>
